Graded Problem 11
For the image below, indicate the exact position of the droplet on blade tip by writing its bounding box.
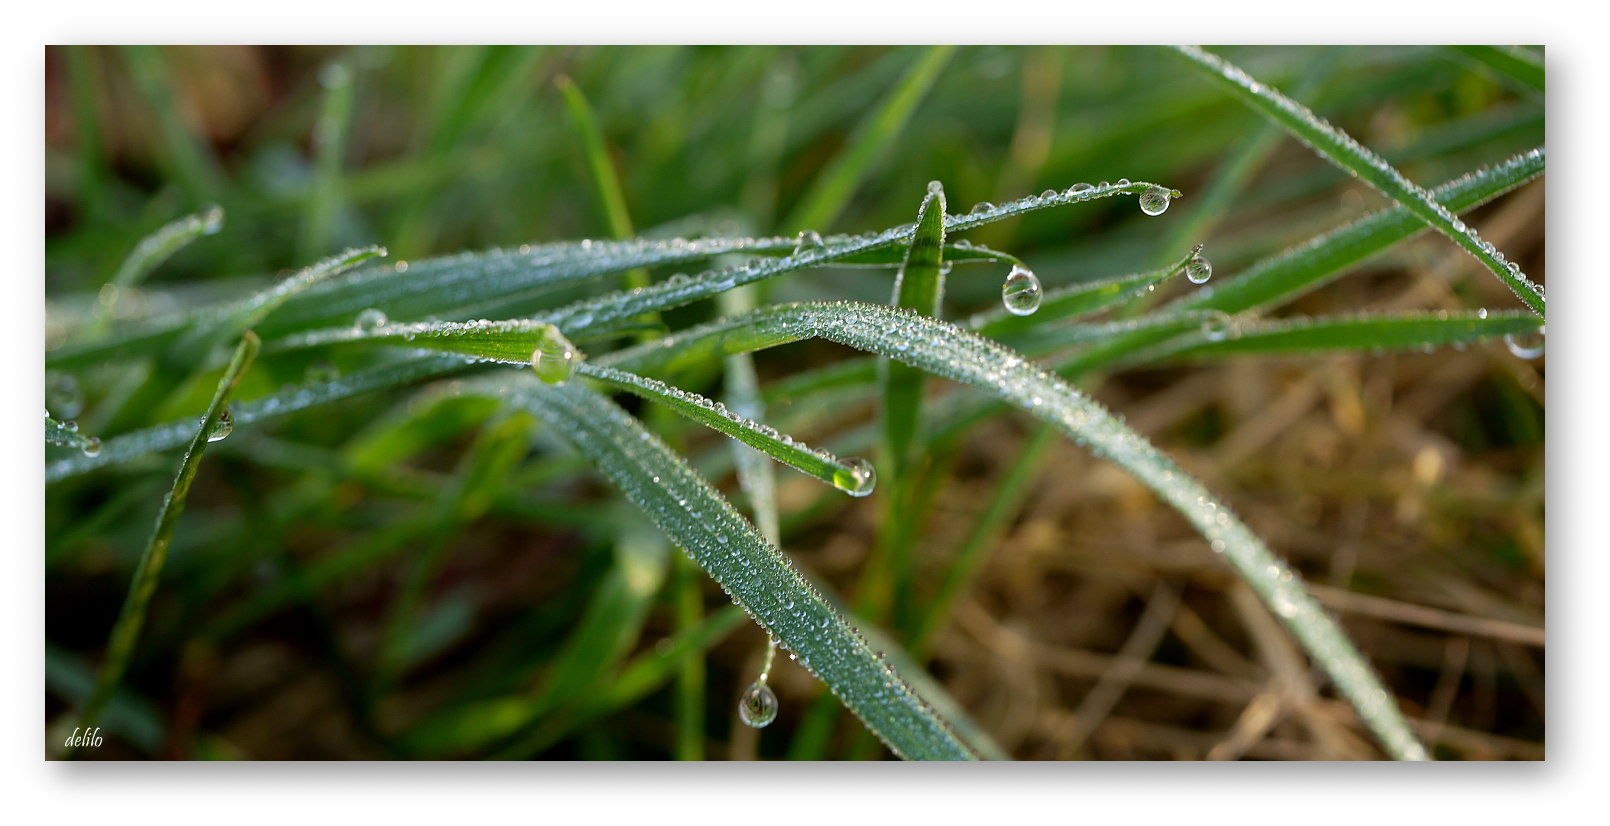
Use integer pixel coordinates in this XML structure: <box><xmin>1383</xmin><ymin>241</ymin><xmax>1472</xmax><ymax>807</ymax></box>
<box><xmin>1001</xmin><ymin>264</ymin><xmax>1042</xmax><ymax>316</ymax></box>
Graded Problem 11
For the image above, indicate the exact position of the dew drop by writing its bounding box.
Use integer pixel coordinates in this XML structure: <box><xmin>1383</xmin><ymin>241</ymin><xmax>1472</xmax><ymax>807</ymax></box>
<box><xmin>1001</xmin><ymin>264</ymin><xmax>1042</xmax><ymax>316</ymax></box>
<box><xmin>1066</xmin><ymin>183</ymin><xmax>1094</xmax><ymax>196</ymax></box>
<box><xmin>205</xmin><ymin>408</ymin><xmax>234</xmax><ymax>442</ymax></box>
<box><xmin>200</xmin><ymin>204</ymin><xmax>225</xmax><ymax>235</ymax></box>
<box><xmin>82</xmin><ymin>436</ymin><xmax>103</xmax><ymax>457</ymax></box>
<box><xmin>793</xmin><ymin>230</ymin><xmax>824</xmax><ymax>255</ymax></box>
<box><xmin>970</xmin><ymin>202</ymin><xmax>995</xmax><ymax>214</ymax></box>
<box><xmin>927</xmin><ymin>180</ymin><xmax>944</xmax><ymax>196</ymax></box>
<box><xmin>833</xmin><ymin>457</ymin><xmax>877</xmax><ymax>497</ymax></box>
<box><xmin>1185</xmin><ymin>256</ymin><xmax>1213</xmax><ymax>285</ymax></box>
<box><xmin>738</xmin><ymin>680</ymin><xmax>778</xmax><ymax>728</ymax></box>
<box><xmin>531</xmin><ymin>324</ymin><xmax>580</xmax><ymax>385</ymax></box>
<box><xmin>1200</xmin><ymin>311</ymin><xmax>1233</xmax><ymax>342</ymax></box>
<box><xmin>1504</xmin><ymin>328</ymin><xmax>1545</xmax><ymax>360</ymax></box>
<box><xmin>1477</xmin><ymin>308</ymin><xmax>1488</xmax><ymax>319</ymax></box>
<box><xmin>354</xmin><ymin>308</ymin><xmax>388</xmax><ymax>331</ymax></box>
<box><xmin>1138</xmin><ymin>185</ymin><xmax>1172</xmax><ymax>216</ymax></box>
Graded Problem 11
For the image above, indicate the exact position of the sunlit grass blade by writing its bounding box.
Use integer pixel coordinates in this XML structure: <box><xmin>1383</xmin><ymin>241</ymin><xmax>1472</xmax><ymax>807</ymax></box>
<box><xmin>47</xmin><ymin>354</ymin><xmax>475</xmax><ymax>482</ymax></box>
<box><xmin>1146</xmin><ymin>310</ymin><xmax>1543</xmax><ymax>361</ymax></box>
<box><xmin>785</xmin><ymin>45</ymin><xmax>956</xmax><ymax>233</ymax></box>
<box><xmin>599</xmin><ymin>300</ymin><xmax>1428</xmax><ymax>760</ymax></box>
<box><xmin>69</xmin><ymin>330</ymin><xmax>260</xmax><ymax>751</ymax></box>
<box><xmin>578</xmin><ymin>363</ymin><xmax>876</xmax><ymax>498</ymax></box>
<box><xmin>1171</xmin><ymin>45</ymin><xmax>1544</xmax><ymax>317</ymax></box>
<box><xmin>1060</xmin><ymin>147</ymin><xmax>1545</xmax><ymax>379</ymax></box>
<box><xmin>492</xmin><ymin>376</ymin><xmax>978</xmax><ymax>760</ymax></box>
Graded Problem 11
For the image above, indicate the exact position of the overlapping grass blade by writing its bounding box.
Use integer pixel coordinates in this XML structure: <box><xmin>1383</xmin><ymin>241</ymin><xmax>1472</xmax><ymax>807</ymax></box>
<box><xmin>1151</xmin><ymin>310</ymin><xmax>1543</xmax><ymax>360</ymax></box>
<box><xmin>1170</xmin><ymin>45</ymin><xmax>1544</xmax><ymax>317</ymax></box>
<box><xmin>71</xmin><ymin>331</ymin><xmax>260</xmax><ymax>747</ymax></box>
<box><xmin>883</xmin><ymin>181</ymin><xmax>947</xmax><ymax>476</ymax></box>
<box><xmin>91</xmin><ymin>206</ymin><xmax>224</xmax><ymax>335</ymax></box>
<box><xmin>492</xmin><ymin>376</ymin><xmax>979</xmax><ymax>760</ymax></box>
<box><xmin>597</xmin><ymin>300</ymin><xmax>1429</xmax><ymax>759</ymax></box>
<box><xmin>1446</xmin><ymin>45</ymin><xmax>1544</xmax><ymax>95</ymax></box>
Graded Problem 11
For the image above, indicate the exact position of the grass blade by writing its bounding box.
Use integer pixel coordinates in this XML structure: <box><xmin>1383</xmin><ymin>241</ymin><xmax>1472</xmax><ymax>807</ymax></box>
<box><xmin>578</xmin><ymin>363</ymin><xmax>876</xmax><ymax>498</ymax></box>
<box><xmin>1446</xmin><ymin>45</ymin><xmax>1544</xmax><ymax>95</ymax></box>
<box><xmin>298</xmin><ymin>61</ymin><xmax>356</xmax><ymax>263</ymax></box>
<box><xmin>70</xmin><ymin>330</ymin><xmax>260</xmax><ymax>749</ymax></box>
<box><xmin>785</xmin><ymin>45</ymin><xmax>955</xmax><ymax>233</ymax></box>
<box><xmin>605</xmin><ymin>300</ymin><xmax>1430</xmax><ymax>759</ymax></box>
<box><xmin>1170</xmin><ymin>45</ymin><xmax>1544</xmax><ymax>317</ymax></box>
<box><xmin>1149</xmin><ymin>310</ymin><xmax>1543</xmax><ymax>361</ymax></box>
<box><xmin>91</xmin><ymin>207</ymin><xmax>224</xmax><ymax>336</ymax></box>
<box><xmin>882</xmin><ymin>181</ymin><xmax>947</xmax><ymax>477</ymax></box>
<box><xmin>495</xmin><ymin>376</ymin><xmax>979</xmax><ymax>760</ymax></box>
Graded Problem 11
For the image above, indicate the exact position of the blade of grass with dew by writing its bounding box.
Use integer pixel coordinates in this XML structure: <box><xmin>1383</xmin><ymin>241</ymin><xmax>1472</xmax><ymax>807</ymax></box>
<box><xmin>1170</xmin><ymin>45</ymin><xmax>1544</xmax><ymax>318</ymax></box>
<box><xmin>785</xmin><ymin>45</ymin><xmax>956</xmax><ymax>234</ymax></box>
<box><xmin>90</xmin><ymin>206</ymin><xmax>225</xmax><ymax>337</ymax></box>
<box><xmin>45</xmin><ymin>414</ymin><xmax>102</xmax><ymax>456</ymax></box>
<box><xmin>1144</xmin><ymin>310</ymin><xmax>1543</xmax><ymax>361</ymax></box>
<box><xmin>590</xmin><ymin>300</ymin><xmax>1428</xmax><ymax>759</ymax></box>
<box><xmin>298</xmin><ymin>61</ymin><xmax>355</xmax><ymax>263</ymax></box>
<box><xmin>578</xmin><ymin>363</ymin><xmax>875</xmax><ymax>498</ymax></box>
<box><xmin>486</xmin><ymin>375</ymin><xmax>979</xmax><ymax>760</ymax></box>
<box><xmin>48</xmin><ymin>353</ymin><xmax>476</xmax><ymax>482</ymax></box>
<box><xmin>1057</xmin><ymin>147</ymin><xmax>1544</xmax><ymax>380</ymax></box>
<box><xmin>974</xmin><ymin>248</ymin><xmax>1197</xmax><ymax>336</ymax></box>
<box><xmin>70</xmin><ymin>330</ymin><xmax>259</xmax><ymax>748</ymax></box>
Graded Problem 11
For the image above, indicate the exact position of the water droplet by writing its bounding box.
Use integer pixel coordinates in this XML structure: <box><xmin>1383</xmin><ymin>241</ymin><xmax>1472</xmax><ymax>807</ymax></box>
<box><xmin>1138</xmin><ymin>185</ymin><xmax>1171</xmax><ymax>216</ymax></box>
<box><xmin>833</xmin><ymin>457</ymin><xmax>877</xmax><ymax>497</ymax></box>
<box><xmin>927</xmin><ymin>180</ymin><xmax>944</xmax><ymax>195</ymax></box>
<box><xmin>205</xmin><ymin>408</ymin><xmax>234</xmax><ymax>442</ymax></box>
<box><xmin>1186</xmin><ymin>256</ymin><xmax>1213</xmax><ymax>285</ymax></box>
<box><xmin>738</xmin><ymin>680</ymin><xmax>778</xmax><ymax>728</ymax></box>
<box><xmin>970</xmin><ymin>202</ymin><xmax>994</xmax><ymax>214</ymax></box>
<box><xmin>1504</xmin><ymin>328</ymin><xmax>1544</xmax><ymax>360</ymax></box>
<box><xmin>1477</xmin><ymin>308</ymin><xmax>1488</xmax><ymax>319</ymax></box>
<box><xmin>82</xmin><ymin>436</ymin><xmax>102</xmax><ymax>457</ymax></box>
<box><xmin>1116</xmin><ymin>178</ymin><xmax>1130</xmax><ymax>186</ymax></box>
<box><xmin>1200</xmin><ymin>311</ymin><xmax>1233</xmax><ymax>342</ymax></box>
<box><xmin>793</xmin><ymin>230</ymin><xmax>824</xmax><ymax>255</ymax></box>
<box><xmin>354</xmin><ymin>308</ymin><xmax>388</xmax><ymax>331</ymax></box>
<box><xmin>1001</xmin><ymin>264</ymin><xmax>1042</xmax><ymax>316</ymax></box>
<box><xmin>200</xmin><ymin>204</ymin><xmax>225</xmax><ymax>235</ymax></box>
<box><xmin>1066</xmin><ymin>183</ymin><xmax>1094</xmax><ymax>196</ymax></box>
<box><xmin>531</xmin><ymin>324</ymin><xmax>580</xmax><ymax>385</ymax></box>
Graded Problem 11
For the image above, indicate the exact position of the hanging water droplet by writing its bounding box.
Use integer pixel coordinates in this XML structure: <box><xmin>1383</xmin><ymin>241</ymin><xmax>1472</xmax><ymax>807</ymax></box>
<box><xmin>530</xmin><ymin>324</ymin><xmax>580</xmax><ymax>384</ymax></box>
<box><xmin>1186</xmin><ymin>256</ymin><xmax>1213</xmax><ymax>285</ymax></box>
<box><xmin>738</xmin><ymin>680</ymin><xmax>778</xmax><ymax>728</ymax></box>
<box><xmin>833</xmin><ymin>457</ymin><xmax>877</xmax><ymax>497</ymax></box>
<box><xmin>793</xmin><ymin>230</ymin><xmax>824</xmax><ymax>255</ymax></box>
<box><xmin>1504</xmin><ymin>328</ymin><xmax>1545</xmax><ymax>360</ymax></box>
<box><xmin>1001</xmin><ymin>264</ymin><xmax>1042</xmax><ymax>316</ymax></box>
<box><xmin>82</xmin><ymin>436</ymin><xmax>102</xmax><ymax>457</ymax></box>
<box><xmin>1138</xmin><ymin>185</ymin><xmax>1172</xmax><ymax>216</ymax></box>
<box><xmin>205</xmin><ymin>408</ymin><xmax>234</xmax><ymax>442</ymax></box>
<box><xmin>354</xmin><ymin>308</ymin><xmax>388</xmax><ymax>331</ymax></box>
<box><xmin>200</xmin><ymin>203</ymin><xmax>225</xmax><ymax>235</ymax></box>
<box><xmin>1201</xmin><ymin>311</ymin><xmax>1234</xmax><ymax>342</ymax></box>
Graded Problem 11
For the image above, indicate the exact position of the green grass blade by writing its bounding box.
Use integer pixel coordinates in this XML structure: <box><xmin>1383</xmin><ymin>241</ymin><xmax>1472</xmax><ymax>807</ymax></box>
<box><xmin>785</xmin><ymin>46</ymin><xmax>956</xmax><ymax>233</ymax></box>
<box><xmin>556</xmin><ymin>75</ymin><xmax>635</xmax><ymax>243</ymax></box>
<box><xmin>882</xmin><ymin>181</ymin><xmax>947</xmax><ymax>477</ymax></box>
<box><xmin>1171</xmin><ymin>45</ymin><xmax>1544</xmax><ymax>317</ymax></box>
<box><xmin>602</xmin><ymin>300</ymin><xmax>1429</xmax><ymax>760</ymax></box>
<box><xmin>45</xmin><ymin>414</ymin><xmax>102</xmax><ymax>456</ymax></box>
<box><xmin>118</xmin><ymin>45</ymin><xmax>225</xmax><ymax>202</ymax></box>
<box><xmin>578</xmin><ymin>363</ymin><xmax>876</xmax><ymax>498</ymax></box>
<box><xmin>1151</xmin><ymin>310</ymin><xmax>1543</xmax><ymax>360</ymax></box>
<box><xmin>974</xmin><ymin>248</ymin><xmax>1197</xmax><ymax>336</ymax></box>
<box><xmin>495</xmin><ymin>376</ymin><xmax>978</xmax><ymax>760</ymax></box>
<box><xmin>71</xmin><ymin>330</ymin><xmax>260</xmax><ymax>746</ymax></box>
<box><xmin>1446</xmin><ymin>45</ymin><xmax>1544</xmax><ymax>94</ymax></box>
<box><xmin>47</xmin><ymin>354</ymin><xmax>474</xmax><ymax>482</ymax></box>
<box><xmin>298</xmin><ymin>61</ymin><xmax>356</xmax><ymax>263</ymax></box>
<box><xmin>1059</xmin><ymin>147</ymin><xmax>1545</xmax><ymax>379</ymax></box>
<box><xmin>90</xmin><ymin>206</ymin><xmax>225</xmax><ymax>335</ymax></box>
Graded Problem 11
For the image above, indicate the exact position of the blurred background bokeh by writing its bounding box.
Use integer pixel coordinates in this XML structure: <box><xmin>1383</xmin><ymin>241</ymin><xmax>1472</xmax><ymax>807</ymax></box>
<box><xmin>45</xmin><ymin>46</ymin><xmax>1543</xmax><ymax>759</ymax></box>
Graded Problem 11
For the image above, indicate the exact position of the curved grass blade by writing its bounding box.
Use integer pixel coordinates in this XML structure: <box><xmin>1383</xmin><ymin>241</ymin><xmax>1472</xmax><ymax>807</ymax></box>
<box><xmin>1060</xmin><ymin>147</ymin><xmax>1545</xmax><ymax>379</ymax></box>
<box><xmin>786</xmin><ymin>45</ymin><xmax>956</xmax><ymax>233</ymax></box>
<box><xmin>578</xmin><ymin>363</ymin><xmax>875</xmax><ymax>499</ymax></box>
<box><xmin>1171</xmin><ymin>45</ymin><xmax>1544</xmax><ymax>317</ymax></box>
<box><xmin>45</xmin><ymin>414</ymin><xmax>101</xmax><ymax>456</ymax></box>
<box><xmin>1446</xmin><ymin>45</ymin><xmax>1543</xmax><ymax>95</ymax></box>
<box><xmin>1146</xmin><ymin>310</ymin><xmax>1543</xmax><ymax>361</ymax></box>
<box><xmin>556</xmin><ymin>75</ymin><xmax>635</xmax><ymax>244</ymax></box>
<box><xmin>90</xmin><ymin>206</ymin><xmax>224</xmax><ymax>336</ymax></box>
<box><xmin>494</xmin><ymin>377</ymin><xmax>978</xmax><ymax>760</ymax></box>
<box><xmin>601</xmin><ymin>300</ymin><xmax>1428</xmax><ymax>760</ymax></box>
<box><xmin>70</xmin><ymin>330</ymin><xmax>260</xmax><ymax>750</ymax></box>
